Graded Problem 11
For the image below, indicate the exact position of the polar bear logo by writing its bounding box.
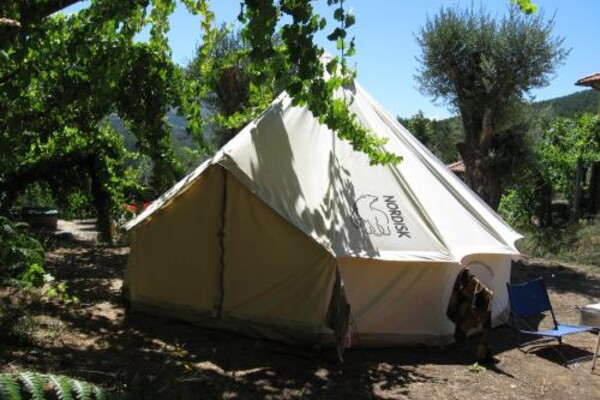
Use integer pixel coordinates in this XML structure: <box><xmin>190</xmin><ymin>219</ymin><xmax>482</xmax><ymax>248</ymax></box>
<box><xmin>351</xmin><ymin>195</ymin><xmax>391</xmax><ymax>236</ymax></box>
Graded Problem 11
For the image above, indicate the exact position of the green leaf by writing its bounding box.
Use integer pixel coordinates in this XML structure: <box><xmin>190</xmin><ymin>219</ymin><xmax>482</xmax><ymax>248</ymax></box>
<box><xmin>0</xmin><ymin>374</ymin><xmax>22</xmax><ymax>400</ymax></box>
<box><xmin>346</xmin><ymin>40</ymin><xmax>356</xmax><ymax>57</ymax></box>
<box><xmin>326</xmin><ymin>58</ymin><xmax>339</xmax><ymax>75</ymax></box>
<box><xmin>17</xmin><ymin>372</ymin><xmax>45</xmax><ymax>400</ymax></box>
<box><xmin>345</xmin><ymin>14</ymin><xmax>356</xmax><ymax>28</ymax></box>
<box><xmin>467</xmin><ymin>362</ymin><xmax>486</xmax><ymax>373</ymax></box>
<box><xmin>92</xmin><ymin>385</ymin><xmax>109</xmax><ymax>400</ymax></box>
<box><xmin>319</xmin><ymin>17</ymin><xmax>327</xmax><ymax>30</ymax></box>
<box><xmin>333</xmin><ymin>8</ymin><xmax>345</xmax><ymax>22</ymax></box>
<box><xmin>512</xmin><ymin>0</ymin><xmax>538</xmax><ymax>14</ymax></box>
<box><xmin>327</xmin><ymin>27</ymin><xmax>345</xmax><ymax>41</ymax></box>
<box><xmin>72</xmin><ymin>379</ymin><xmax>92</xmax><ymax>400</ymax></box>
<box><xmin>48</xmin><ymin>375</ymin><xmax>74</xmax><ymax>400</ymax></box>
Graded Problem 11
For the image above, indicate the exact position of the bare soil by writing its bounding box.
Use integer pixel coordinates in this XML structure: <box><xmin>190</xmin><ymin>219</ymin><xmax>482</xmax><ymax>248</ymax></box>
<box><xmin>1</xmin><ymin>220</ymin><xmax>599</xmax><ymax>399</ymax></box>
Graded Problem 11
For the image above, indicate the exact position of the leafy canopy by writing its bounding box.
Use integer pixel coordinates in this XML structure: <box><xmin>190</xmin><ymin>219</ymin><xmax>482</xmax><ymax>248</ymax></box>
<box><xmin>186</xmin><ymin>0</ymin><xmax>401</xmax><ymax>165</ymax></box>
<box><xmin>538</xmin><ymin>114</ymin><xmax>600</xmax><ymax>196</ymax></box>
<box><xmin>1</xmin><ymin>0</ymin><xmax>403</xmax><ymax>240</ymax></box>
<box><xmin>415</xmin><ymin>5</ymin><xmax>568</xmax><ymax>208</ymax></box>
<box><xmin>416</xmin><ymin>6</ymin><xmax>568</xmax><ymax>120</ymax></box>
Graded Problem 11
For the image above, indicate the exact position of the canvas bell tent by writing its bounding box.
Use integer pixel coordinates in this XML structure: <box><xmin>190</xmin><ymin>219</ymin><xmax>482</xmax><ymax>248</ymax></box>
<box><xmin>123</xmin><ymin>82</ymin><xmax>522</xmax><ymax>349</ymax></box>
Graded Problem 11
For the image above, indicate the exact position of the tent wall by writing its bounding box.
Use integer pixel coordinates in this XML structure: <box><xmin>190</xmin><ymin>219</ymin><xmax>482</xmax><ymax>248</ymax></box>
<box><xmin>339</xmin><ymin>254</ymin><xmax>511</xmax><ymax>346</ymax></box>
<box><xmin>222</xmin><ymin>171</ymin><xmax>336</xmax><ymax>328</ymax></box>
<box><xmin>126</xmin><ymin>166</ymin><xmax>337</xmax><ymax>344</ymax></box>
<box><xmin>125</xmin><ymin>163</ymin><xmax>513</xmax><ymax>347</ymax></box>
<box><xmin>125</xmin><ymin>165</ymin><xmax>223</xmax><ymax>314</ymax></box>
<box><xmin>339</xmin><ymin>258</ymin><xmax>458</xmax><ymax>346</ymax></box>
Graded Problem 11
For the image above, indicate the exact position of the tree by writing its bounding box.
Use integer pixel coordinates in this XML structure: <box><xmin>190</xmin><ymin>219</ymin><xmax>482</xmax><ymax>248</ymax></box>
<box><xmin>1</xmin><ymin>0</ymin><xmax>403</xmax><ymax>240</ymax></box>
<box><xmin>398</xmin><ymin>111</ymin><xmax>462</xmax><ymax>163</ymax></box>
<box><xmin>184</xmin><ymin>26</ymin><xmax>285</xmax><ymax>150</ymax></box>
<box><xmin>499</xmin><ymin>113</ymin><xmax>600</xmax><ymax>229</ymax></box>
<box><xmin>181</xmin><ymin>0</ymin><xmax>399</xmax><ymax>164</ymax></box>
<box><xmin>416</xmin><ymin>6</ymin><xmax>568</xmax><ymax>209</ymax></box>
<box><xmin>538</xmin><ymin>114</ymin><xmax>600</xmax><ymax>222</ymax></box>
<box><xmin>0</xmin><ymin>3</ymin><xmax>183</xmax><ymax>239</ymax></box>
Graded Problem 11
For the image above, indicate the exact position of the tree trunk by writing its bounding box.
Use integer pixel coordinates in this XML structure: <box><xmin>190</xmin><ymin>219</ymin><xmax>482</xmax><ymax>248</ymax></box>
<box><xmin>588</xmin><ymin>162</ymin><xmax>600</xmax><ymax>215</ymax></box>
<box><xmin>570</xmin><ymin>158</ymin><xmax>585</xmax><ymax>224</ymax></box>
<box><xmin>535</xmin><ymin>178</ymin><xmax>553</xmax><ymax>227</ymax></box>
<box><xmin>459</xmin><ymin>151</ymin><xmax>502</xmax><ymax>210</ymax></box>
<box><xmin>90</xmin><ymin>169</ymin><xmax>114</xmax><ymax>243</ymax></box>
<box><xmin>456</xmin><ymin>107</ymin><xmax>503</xmax><ymax>210</ymax></box>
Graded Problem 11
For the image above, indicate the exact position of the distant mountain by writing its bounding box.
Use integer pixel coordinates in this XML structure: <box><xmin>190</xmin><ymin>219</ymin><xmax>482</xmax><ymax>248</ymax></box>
<box><xmin>112</xmin><ymin>89</ymin><xmax>598</xmax><ymax>155</ymax></box>
<box><xmin>532</xmin><ymin>89</ymin><xmax>598</xmax><ymax>118</ymax></box>
<box><xmin>166</xmin><ymin>111</ymin><xmax>195</xmax><ymax>148</ymax></box>
<box><xmin>399</xmin><ymin>89</ymin><xmax>599</xmax><ymax>163</ymax></box>
<box><xmin>108</xmin><ymin>110</ymin><xmax>194</xmax><ymax>153</ymax></box>
<box><xmin>426</xmin><ymin>89</ymin><xmax>598</xmax><ymax>125</ymax></box>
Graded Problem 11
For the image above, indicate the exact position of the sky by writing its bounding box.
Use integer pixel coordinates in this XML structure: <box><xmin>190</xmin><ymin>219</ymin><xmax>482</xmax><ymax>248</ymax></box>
<box><xmin>65</xmin><ymin>0</ymin><xmax>600</xmax><ymax>120</ymax></box>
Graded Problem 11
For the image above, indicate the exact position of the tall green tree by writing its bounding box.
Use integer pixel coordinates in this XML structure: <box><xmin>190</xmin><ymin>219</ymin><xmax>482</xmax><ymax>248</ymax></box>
<box><xmin>538</xmin><ymin>114</ymin><xmax>600</xmax><ymax>221</ymax></box>
<box><xmin>398</xmin><ymin>112</ymin><xmax>462</xmax><ymax>163</ymax></box>
<box><xmin>1</xmin><ymin>1</ymin><xmax>401</xmax><ymax>235</ymax></box>
<box><xmin>0</xmin><ymin>3</ymin><xmax>183</xmax><ymax>238</ymax></box>
<box><xmin>416</xmin><ymin>6</ymin><xmax>568</xmax><ymax>209</ymax></box>
<box><xmin>185</xmin><ymin>26</ymin><xmax>278</xmax><ymax>150</ymax></box>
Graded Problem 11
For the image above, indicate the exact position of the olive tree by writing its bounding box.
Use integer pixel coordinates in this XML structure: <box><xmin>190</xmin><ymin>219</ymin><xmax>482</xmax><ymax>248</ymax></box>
<box><xmin>416</xmin><ymin>6</ymin><xmax>568</xmax><ymax>209</ymax></box>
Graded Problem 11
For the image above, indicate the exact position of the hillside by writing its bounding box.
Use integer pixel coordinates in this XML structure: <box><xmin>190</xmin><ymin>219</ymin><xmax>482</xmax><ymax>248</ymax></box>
<box><xmin>533</xmin><ymin>89</ymin><xmax>598</xmax><ymax>118</ymax></box>
<box><xmin>108</xmin><ymin>110</ymin><xmax>193</xmax><ymax>153</ymax></box>
<box><xmin>430</xmin><ymin>89</ymin><xmax>598</xmax><ymax>125</ymax></box>
<box><xmin>112</xmin><ymin>89</ymin><xmax>598</xmax><ymax>158</ymax></box>
<box><xmin>398</xmin><ymin>89</ymin><xmax>598</xmax><ymax>163</ymax></box>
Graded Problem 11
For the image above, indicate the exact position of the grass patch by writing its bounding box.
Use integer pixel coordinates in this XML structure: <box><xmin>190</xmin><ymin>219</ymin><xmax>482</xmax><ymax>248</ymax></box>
<box><xmin>518</xmin><ymin>217</ymin><xmax>600</xmax><ymax>274</ymax></box>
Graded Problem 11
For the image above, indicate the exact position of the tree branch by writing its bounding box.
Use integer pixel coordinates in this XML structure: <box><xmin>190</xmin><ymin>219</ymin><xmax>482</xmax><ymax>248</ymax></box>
<box><xmin>20</xmin><ymin>0</ymin><xmax>83</xmax><ymax>25</ymax></box>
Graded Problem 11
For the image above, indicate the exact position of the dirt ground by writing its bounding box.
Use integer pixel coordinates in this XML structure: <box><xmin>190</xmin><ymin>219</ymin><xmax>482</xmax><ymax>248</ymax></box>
<box><xmin>1</xmin><ymin>220</ymin><xmax>600</xmax><ymax>399</ymax></box>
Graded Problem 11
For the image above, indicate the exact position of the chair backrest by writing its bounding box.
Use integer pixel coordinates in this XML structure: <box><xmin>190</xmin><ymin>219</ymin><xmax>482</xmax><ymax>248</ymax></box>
<box><xmin>506</xmin><ymin>278</ymin><xmax>554</xmax><ymax>318</ymax></box>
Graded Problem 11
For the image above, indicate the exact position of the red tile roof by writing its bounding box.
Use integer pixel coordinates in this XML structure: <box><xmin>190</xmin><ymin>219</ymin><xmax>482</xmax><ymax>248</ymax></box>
<box><xmin>575</xmin><ymin>73</ymin><xmax>600</xmax><ymax>90</ymax></box>
<box><xmin>0</xmin><ymin>18</ymin><xmax>20</xmax><ymax>27</ymax></box>
<box><xmin>447</xmin><ymin>160</ymin><xmax>465</xmax><ymax>174</ymax></box>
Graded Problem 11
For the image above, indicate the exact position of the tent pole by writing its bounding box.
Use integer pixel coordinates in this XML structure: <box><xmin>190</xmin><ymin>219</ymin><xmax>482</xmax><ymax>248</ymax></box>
<box><xmin>215</xmin><ymin>167</ymin><xmax>228</xmax><ymax>319</ymax></box>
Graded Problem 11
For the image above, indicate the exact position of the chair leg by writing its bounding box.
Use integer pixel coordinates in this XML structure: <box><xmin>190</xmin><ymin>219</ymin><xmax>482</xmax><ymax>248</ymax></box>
<box><xmin>556</xmin><ymin>338</ymin><xmax>570</xmax><ymax>366</ymax></box>
<box><xmin>592</xmin><ymin>332</ymin><xmax>600</xmax><ymax>372</ymax></box>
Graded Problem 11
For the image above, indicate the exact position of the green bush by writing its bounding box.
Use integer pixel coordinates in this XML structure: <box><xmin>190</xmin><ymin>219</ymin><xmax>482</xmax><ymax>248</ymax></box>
<box><xmin>516</xmin><ymin>217</ymin><xmax>600</xmax><ymax>274</ymax></box>
<box><xmin>516</xmin><ymin>226</ymin><xmax>572</xmax><ymax>259</ymax></box>
<box><xmin>13</xmin><ymin>182</ymin><xmax>56</xmax><ymax>210</ymax></box>
<box><xmin>0</xmin><ymin>371</ymin><xmax>112</xmax><ymax>400</ymax></box>
<box><xmin>0</xmin><ymin>216</ymin><xmax>45</xmax><ymax>287</ymax></box>
<box><xmin>60</xmin><ymin>191</ymin><xmax>96</xmax><ymax>221</ymax></box>
<box><xmin>498</xmin><ymin>188</ymin><xmax>537</xmax><ymax>230</ymax></box>
<box><xmin>1</xmin><ymin>216</ymin><xmax>78</xmax><ymax>344</ymax></box>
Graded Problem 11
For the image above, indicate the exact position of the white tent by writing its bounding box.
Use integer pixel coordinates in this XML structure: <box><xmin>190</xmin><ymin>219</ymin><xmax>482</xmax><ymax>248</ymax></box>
<box><xmin>124</xmin><ymin>81</ymin><xmax>521</xmax><ymax>348</ymax></box>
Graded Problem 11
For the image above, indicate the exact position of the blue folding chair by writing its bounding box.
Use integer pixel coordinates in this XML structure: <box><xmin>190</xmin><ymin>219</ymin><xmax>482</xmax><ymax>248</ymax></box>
<box><xmin>506</xmin><ymin>278</ymin><xmax>596</xmax><ymax>364</ymax></box>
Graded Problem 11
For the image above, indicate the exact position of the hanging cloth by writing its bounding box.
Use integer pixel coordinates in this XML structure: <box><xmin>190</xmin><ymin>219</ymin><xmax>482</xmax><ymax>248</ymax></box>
<box><xmin>446</xmin><ymin>266</ymin><xmax>494</xmax><ymax>361</ymax></box>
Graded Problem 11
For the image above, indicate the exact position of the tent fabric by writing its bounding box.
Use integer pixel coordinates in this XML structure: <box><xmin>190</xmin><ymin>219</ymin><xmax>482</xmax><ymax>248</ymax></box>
<box><xmin>125</xmin><ymin>165</ymin><xmax>222</xmax><ymax>311</ymax></box>
<box><xmin>124</xmin><ymin>81</ymin><xmax>522</xmax><ymax>347</ymax></box>
<box><xmin>339</xmin><ymin>257</ymin><xmax>458</xmax><ymax>346</ymax></box>
<box><xmin>126</xmin><ymin>85</ymin><xmax>521</xmax><ymax>263</ymax></box>
<box><xmin>221</xmin><ymin>169</ymin><xmax>336</xmax><ymax>324</ymax></box>
<box><xmin>126</xmin><ymin>165</ymin><xmax>339</xmax><ymax>345</ymax></box>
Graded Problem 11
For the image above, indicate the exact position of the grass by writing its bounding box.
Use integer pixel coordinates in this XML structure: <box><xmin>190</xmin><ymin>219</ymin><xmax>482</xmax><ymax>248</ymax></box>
<box><xmin>517</xmin><ymin>216</ymin><xmax>600</xmax><ymax>274</ymax></box>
